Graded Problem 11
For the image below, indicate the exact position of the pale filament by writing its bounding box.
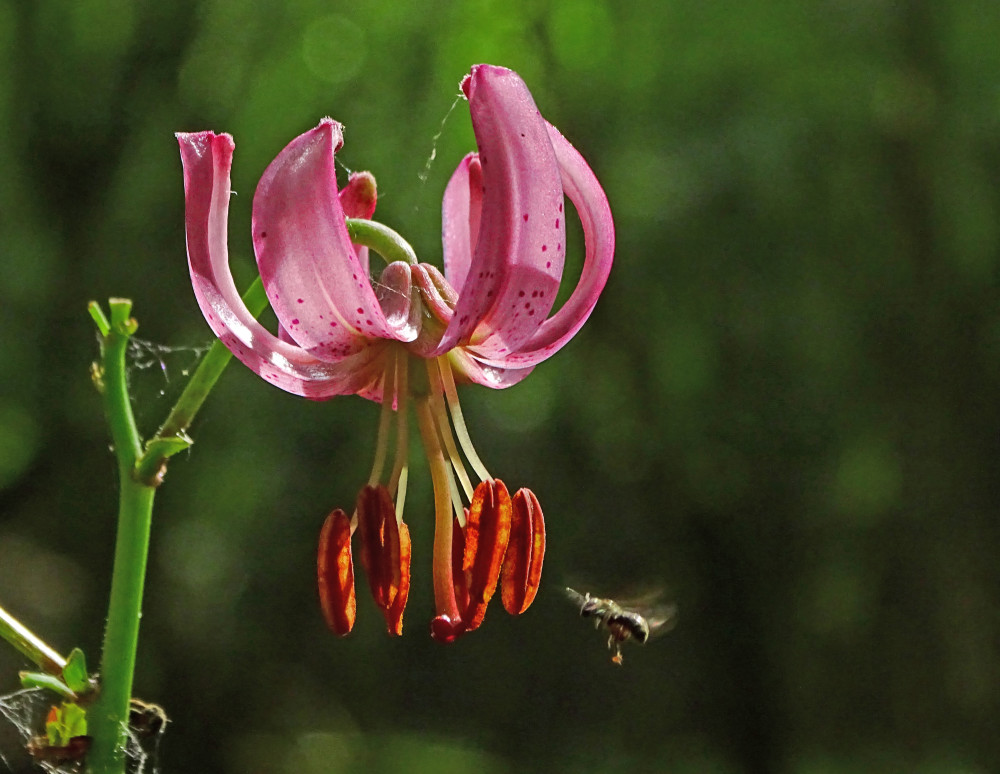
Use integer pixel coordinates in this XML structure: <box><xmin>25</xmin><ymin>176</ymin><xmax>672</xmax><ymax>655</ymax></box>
<box><xmin>426</xmin><ymin>359</ymin><xmax>475</xmax><ymax>503</ymax></box>
<box><xmin>438</xmin><ymin>357</ymin><xmax>490</xmax><ymax>483</ymax></box>
<box><xmin>364</xmin><ymin>347</ymin><xmax>410</xmax><ymax>524</ymax></box>
<box><xmin>443</xmin><ymin>436</ymin><xmax>467</xmax><ymax>527</ymax></box>
<box><xmin>366</xmin><ymin>351</ymin><xmax>397</xmax><ymax>486</ymax></box>
<box><xmin>387</xmin><ymin>348</ymin><xmax>410</xmax><ymax>522</ymax></box>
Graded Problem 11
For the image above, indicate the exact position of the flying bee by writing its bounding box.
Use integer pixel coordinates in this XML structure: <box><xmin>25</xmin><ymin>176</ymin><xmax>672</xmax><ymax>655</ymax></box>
<box><xmin>565</xmin><ymin>587</ymin><xmax>676</xmax><ymax>665</ymax></box>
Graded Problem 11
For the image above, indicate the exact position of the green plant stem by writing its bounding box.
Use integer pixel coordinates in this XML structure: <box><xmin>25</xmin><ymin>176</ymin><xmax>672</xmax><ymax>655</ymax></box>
<box><xmin>88</xmin><ymin>283</ymin><xmax>267</xmax><ymax>773</ymax></box>
<box><xmin>0</xmin><ymin>603</ymin><xmax>67</xmax><ymax>675</ymax></box>
<box><xmin>87</xmin><ymin>309</ymin><xmax>154</xmax><ymax>774</ymax></box>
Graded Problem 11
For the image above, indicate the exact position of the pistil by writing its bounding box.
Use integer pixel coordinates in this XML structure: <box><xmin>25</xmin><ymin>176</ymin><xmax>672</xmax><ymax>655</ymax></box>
<box><xmin>414</xmin><ymin>393</ymin><xmax>461</xmax><ymax>623</ymax></box>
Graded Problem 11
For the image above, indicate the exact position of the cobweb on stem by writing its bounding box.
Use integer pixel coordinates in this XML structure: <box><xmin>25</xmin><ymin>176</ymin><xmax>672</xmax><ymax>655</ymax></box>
<box><xmin>126</xmin><ymin>338</ymin><xmax>212</xmax><ymax>386</ymax></box>
<box><xmin>0</xmin><ymin>688</ymin><xmax>164</xmax><ymax>774</ymax></box>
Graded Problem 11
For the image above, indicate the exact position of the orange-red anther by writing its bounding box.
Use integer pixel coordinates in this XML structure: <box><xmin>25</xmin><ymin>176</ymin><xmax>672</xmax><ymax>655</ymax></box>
<box><xmin>356</xmin><ymin>484</ymin><xmax>411</xmax><ymax>635</ymax></box>
<box><xmin>317</xmin><ymin>508</ymin><xmax>356</xmax><ymax>636</ymax></box>
<box><xmin>384</xmin><ymin>520</ymin><xmax>411</xmax><ymax>635</ymax></box>
<box><xmin>501</xmin><ymin>488</ymin><xmax>545</xmax><ymax>615</ymax></box>
<box><xmin>461</xmin><ymin>479</ymin><xmax>512</xmax><ymax>630</ymax></box>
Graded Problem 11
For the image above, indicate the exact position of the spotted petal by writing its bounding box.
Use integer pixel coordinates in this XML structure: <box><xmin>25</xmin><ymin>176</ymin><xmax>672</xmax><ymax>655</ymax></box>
<box><xmin>251</xmin><ymin>119</ymin><xmax>402</xmax><ymax>362</ymax></box>
<box><xmin>470</xmin><ymin>122</ymin><xmax>615</xmax><ymax>368</ymax></box>
<box><xmin>435</xmin><ymin>65</ymin><xmax>565</xmax><ymax>357</ymax></box>
<box><xmin>177</xmin><ymin>131</ymin><xmax>385</xmax><ymax>399</ymax></box>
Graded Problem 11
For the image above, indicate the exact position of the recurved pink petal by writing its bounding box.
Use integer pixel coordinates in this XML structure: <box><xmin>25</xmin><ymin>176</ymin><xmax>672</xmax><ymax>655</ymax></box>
<box><xmin>252</xmin><ymin>119</ymin><xmax>399</xmax><ymax>362</ymax></box>
<box><xmin>433</xmin><ymin>65</ymin><xmax>565</xmax><ymax>357</ymax></box>
<box><xmin>468</xmin><ymin>123</ymin><xmax>615</xmax><ymax>369</ymax></box>
<box><xmin>441</xmin><ymin>153</ymin><xmax>482</xmax><ymax>293</ymax></box>
<box><xmin>177</xmin><ymin>130</ymin><xmax>386</xmax><ymax>399</ymax></box>
<box><xmin>449</xmin><ymin>349</ymin><xmax>534</xmax><ymax>390</ymax></box>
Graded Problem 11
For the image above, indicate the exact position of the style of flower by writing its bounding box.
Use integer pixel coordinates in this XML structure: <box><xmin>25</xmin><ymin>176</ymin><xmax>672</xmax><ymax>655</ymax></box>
<box><xmin>177</xmin><ymin>64</ymin><xmax>614</xmax><ymax>641</ymax></box>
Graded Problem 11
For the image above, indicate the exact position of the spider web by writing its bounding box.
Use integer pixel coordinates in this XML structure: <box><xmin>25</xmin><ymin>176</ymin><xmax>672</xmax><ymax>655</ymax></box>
<box><xmin>126</xmin><ymin>338</ymin><xmax>212</xmax><ymax>385</ymax></box>
<box><xmin>121</xmin><ymin>337</ymin><xmax>213</xmax><ymax>432</ymax></box>
<box><xmin>0</xmin><ymin>688</ymin><xmax>164</xmax><ymax>774</ymax></box>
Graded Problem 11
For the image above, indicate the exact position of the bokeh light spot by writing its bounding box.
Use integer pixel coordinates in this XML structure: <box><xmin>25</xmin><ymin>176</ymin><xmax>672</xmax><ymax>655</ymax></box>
<box><xmin>0</xmin><ymin>401</ymin><xmax>40</xmax><ymax>490</ymax></box>
<box><xmin>831</xmin><ymin>435</ymin><xmax>902</xmax><ymax>524</ymax></box>
<box><xmin>301</xmin><ymin>15</ymin><xmax>366</xmax><ymax>85</ymax></box>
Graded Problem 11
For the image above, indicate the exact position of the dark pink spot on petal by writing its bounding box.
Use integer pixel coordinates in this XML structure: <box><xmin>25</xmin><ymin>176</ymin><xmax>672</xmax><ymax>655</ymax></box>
<box><xmin>541</xmin><ymin>245</ymin><xmax>547</xmax><ymax>252</ymax></box>
<box><xmin>291</xmin><ymin>319</ymin><xmax>299</xmax><ymax>325</ymax></box>
<box><xmin>523</xmin><ymin>213</ymin><xmax>529</xmax><ymax>221</ymax></box>
<box><xmin>297</xmin><ymin>298</ymin><xmax>304</xmax><ymax>303</ymax></box>
<box><xmin>555</xmin><ymin>219</ymin><xmax>560</xmax><ymax>228</ymax></box>
<box><xmin>357</xmin><ymin>307</ymin><xmax>364</xmax><ymax>314</ymax></box>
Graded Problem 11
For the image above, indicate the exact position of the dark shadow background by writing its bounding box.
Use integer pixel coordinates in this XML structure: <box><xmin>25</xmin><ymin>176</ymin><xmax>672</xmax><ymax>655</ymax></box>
<box><xmin>2</xmin><ymin>1</ymin><xmax>999</xmax><ymax>772</ymax></box>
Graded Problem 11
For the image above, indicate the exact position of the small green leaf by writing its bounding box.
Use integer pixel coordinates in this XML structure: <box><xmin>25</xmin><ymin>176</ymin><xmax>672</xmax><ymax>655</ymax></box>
<box><xmin>143</xmin><ymin>432</ymin><xmax>194</xmax><ymax>461</ymax></box>
<box><xmin>19</xmin><ymin>671</ymin><xmax>77</xmax><ymax>700</ymax></box>
<box><xmin>62</xmin><ymin>648</ymin><xmax>90</xmax><ymax>694</ymax></box>
<box><xmin>62</xmin><ymin>702</ymin><xmax>88</xmax><ymax>738</ymax></box>
<box><xmin>43</xmin><ymin>702</ymin><xmax>88</xmax><ymax>746</ymax></box>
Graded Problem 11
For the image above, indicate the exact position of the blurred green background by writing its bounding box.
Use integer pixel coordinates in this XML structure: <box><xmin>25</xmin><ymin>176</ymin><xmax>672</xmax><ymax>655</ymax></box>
<box><xmin>2</xmin><ymin>0</ymin><xmax>999</xmax><ymax>772</ymax></box>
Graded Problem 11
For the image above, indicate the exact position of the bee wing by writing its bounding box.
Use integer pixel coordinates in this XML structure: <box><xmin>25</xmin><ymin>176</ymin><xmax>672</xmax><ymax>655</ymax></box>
<box><xmin>612</xmin><ymin>585</ymin><xmax>670</xmax><ymax>610</ymax></box>
<box><xmin>563</xmin><ymin>587</ymin><xmax>589</xmax><ymax>609</ymax></box>
<box><xmin>642</xmin><ymin>602</ymin><xmax>678</xmax><ymax>640</ymax></box>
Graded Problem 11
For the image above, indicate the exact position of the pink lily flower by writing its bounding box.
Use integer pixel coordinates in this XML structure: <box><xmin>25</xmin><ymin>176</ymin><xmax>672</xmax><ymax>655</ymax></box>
<box><xmin>178</xmin><ymin>64</ymin><xmax>614</xmax><ymax>640</ymax></box>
